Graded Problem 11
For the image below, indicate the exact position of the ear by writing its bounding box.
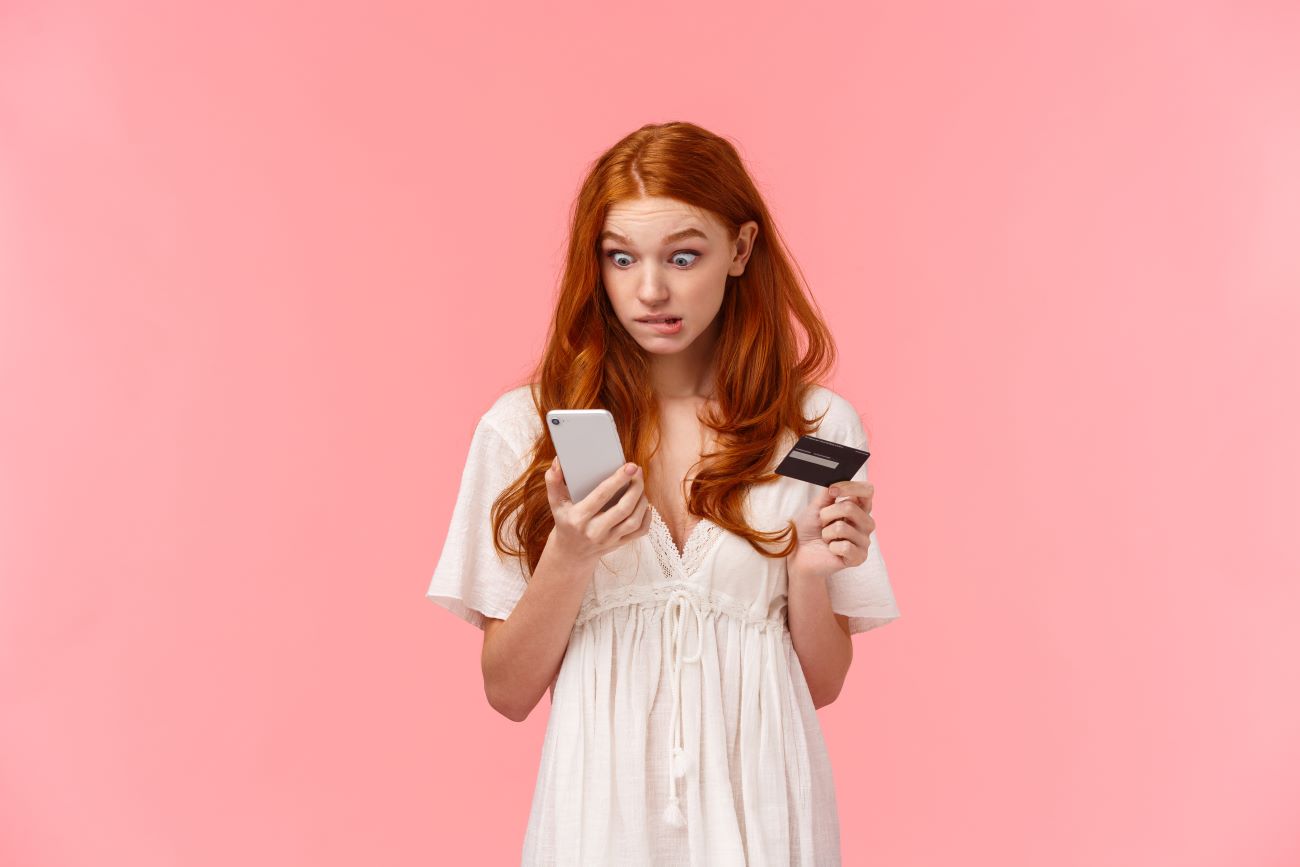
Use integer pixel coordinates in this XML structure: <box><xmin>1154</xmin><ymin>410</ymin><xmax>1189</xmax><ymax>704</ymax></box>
<box><xmin>729</xmin><ymin>220</ymin><xmax>760</xmax><ymax>275</ymax></box>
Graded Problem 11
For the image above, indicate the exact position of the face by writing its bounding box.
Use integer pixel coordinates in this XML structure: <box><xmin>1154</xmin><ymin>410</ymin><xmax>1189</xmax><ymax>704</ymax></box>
<box><xmin>599</xmin><ymin>196</ymin><xmax>758</xmax><ymax>353</ymax></box>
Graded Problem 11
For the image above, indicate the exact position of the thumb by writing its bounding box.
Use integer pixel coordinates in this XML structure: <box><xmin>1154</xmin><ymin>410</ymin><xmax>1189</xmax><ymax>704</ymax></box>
<box><xmin>814</xmin><ymin>483</ymin><xmax>840</xmax><ymax>509</ymax></box>
<box><xmin>800</xmin><ymin>484</ymin><xmax>836</xmax><ymax>524</ymax></box>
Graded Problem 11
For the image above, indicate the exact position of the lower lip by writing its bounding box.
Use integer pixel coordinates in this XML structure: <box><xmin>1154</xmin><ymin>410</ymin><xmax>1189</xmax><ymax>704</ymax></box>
<box><xmin>639</xmin><ymin>318</ymin><xmax>683</xmax><ymax>335</ymax></box>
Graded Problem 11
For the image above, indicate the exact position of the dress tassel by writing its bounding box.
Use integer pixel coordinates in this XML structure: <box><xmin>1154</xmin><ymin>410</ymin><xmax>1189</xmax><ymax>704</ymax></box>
<box><xmin>662</xmin><ymin>793</ymin><xmax>686</xmax><ymax>827</ymax></box>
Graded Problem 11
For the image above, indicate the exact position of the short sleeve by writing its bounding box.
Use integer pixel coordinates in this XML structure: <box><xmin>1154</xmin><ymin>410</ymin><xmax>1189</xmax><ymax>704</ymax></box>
<box><xmin>425</xmin><ymin>415</ymin><xmax>531</xmax><ymax>629</ymax></box>
<box><xmin>827</xmin><ymin>405</ymin><xmax>901</xmax><ymax>635</ymax></box>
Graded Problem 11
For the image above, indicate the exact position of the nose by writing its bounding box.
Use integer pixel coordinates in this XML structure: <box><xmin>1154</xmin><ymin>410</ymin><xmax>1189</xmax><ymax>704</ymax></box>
<box><xmin>634</xmin><ymin>265</ymin><xmax>672</xmax><ymax>304</ymax></box>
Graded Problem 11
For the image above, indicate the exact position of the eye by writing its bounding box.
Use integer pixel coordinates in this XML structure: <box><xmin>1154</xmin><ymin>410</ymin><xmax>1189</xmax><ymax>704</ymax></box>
<box><xmin>604</xmin><ymin>250</ymin><xmax>701</xmax><ymax>269</ymax></box>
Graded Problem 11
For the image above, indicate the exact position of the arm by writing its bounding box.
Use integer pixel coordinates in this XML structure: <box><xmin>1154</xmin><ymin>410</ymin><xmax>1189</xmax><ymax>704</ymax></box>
<box><xmin>480</xmin><ymin>528</ymin><xmax>597</xmax><ymax>722</ymax></box>
<box><xmin>787</xmin><ymin>565</ymin><xmax>854</xmax><ymax>708</ymax></box>
<box><xmin>786</xmin><ymin>474</ymin><xmax>878</xmax><ymax>709</ymax></box>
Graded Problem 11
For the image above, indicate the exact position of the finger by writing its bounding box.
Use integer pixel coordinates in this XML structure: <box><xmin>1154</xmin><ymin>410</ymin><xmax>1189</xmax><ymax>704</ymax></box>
<box><xmin>828</xmin><ymin>480</ymin><xmax>873</xmax><ymax>498</ymax></box>
<box><xmin>612</xmin><ymin>493</ymin><xmax>651</xmax><ymax>542</ymax></box>
<box><xmin>821</xmin><ymin>498</ymin><xmax>872</xmax><ymax>531</ymax></box>
<box><xmin>828</xmin><ymin>538</ymin><xmax>869</xmax><ymax>567</ymax></box>
<box><xmin>589</xmin><ymin>468</ymin><xmax>645</xmax><ymax>536</ymax></box>
<box><xmin>828</xmin><ymin>481</ymin><xmax>874</xmax><ymax>508</ymax></box>
<box><xmin>812</xmin><ymin>484</ymin><xmax>840</xmax><ymax>510</ymax></box>
<box><xmin>830</xmin><ymin>491</ymin><xmax>870</xmax><ymax>513</ymax></box>
<box><xmin>576</xmin><ymin>462</ymin><xmax>641</xmax><ymax>521</ymax></box>
<box><xmin>821</xmin><ymin>516</ymin><xmax>869</xmax><ymax>551</ymax></box>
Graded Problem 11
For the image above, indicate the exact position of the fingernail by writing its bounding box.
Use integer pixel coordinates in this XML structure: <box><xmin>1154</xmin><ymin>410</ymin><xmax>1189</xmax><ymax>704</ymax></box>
<box><xmin>829</xmin><ymin>486</ymin><xmax>839</xmax><ymax>496</ymax></box>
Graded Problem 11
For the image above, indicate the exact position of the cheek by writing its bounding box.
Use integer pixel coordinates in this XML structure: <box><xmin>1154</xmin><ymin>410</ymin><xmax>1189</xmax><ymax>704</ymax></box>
<box><xmin>683</xmin><ymin>271</ymin><xmax>728</xmax><ymax>312</ymax></box>
<box><xmin>599</xmin><ymin>268</ymin><xmax>625</xmax><ymax>303</ymax></box>
<box><xmin>600</xmin><ymin>276</ymin><xmax>631</xmax><ymax>310</ymax></box>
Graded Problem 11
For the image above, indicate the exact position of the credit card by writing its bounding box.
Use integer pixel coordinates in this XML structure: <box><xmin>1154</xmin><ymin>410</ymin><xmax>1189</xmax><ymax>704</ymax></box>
<box><xmin>774</xmin><ymin>434</ymin><xmax>870</xmax><ymax>487</ymax></box>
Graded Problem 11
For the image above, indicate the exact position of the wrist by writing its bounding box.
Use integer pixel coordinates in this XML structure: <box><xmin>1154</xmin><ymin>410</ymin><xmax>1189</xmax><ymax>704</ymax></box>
<box><xmin>787</xmin><ymin>555</ymin><xmax>836</xmax><ymax>587</ymax></box>
<box><xmin>545</xmin><ymin>527</ymin><xmax>600</xmax><ymax>578</ymax></box>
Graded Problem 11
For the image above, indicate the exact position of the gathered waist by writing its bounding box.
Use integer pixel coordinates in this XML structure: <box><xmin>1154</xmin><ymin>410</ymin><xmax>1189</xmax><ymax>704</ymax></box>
<box><xmin>572</xmin><ymin>582</ymin><xmax>786</xmax><ymax>632</ymax></box>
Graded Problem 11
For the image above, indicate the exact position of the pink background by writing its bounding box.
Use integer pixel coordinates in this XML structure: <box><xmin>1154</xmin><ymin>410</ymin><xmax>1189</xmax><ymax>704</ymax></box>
<box><xmin>3</xmin><ymin>1</ymin><xmax>1298</xmax><ymax>865</ymax></box>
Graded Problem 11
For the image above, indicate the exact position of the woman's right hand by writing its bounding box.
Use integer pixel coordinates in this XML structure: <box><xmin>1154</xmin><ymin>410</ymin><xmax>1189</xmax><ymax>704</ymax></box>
<box><xmin>544</xmin><ymin>457</ymin><xmax>651</xmax><ymax>565</ymax></box>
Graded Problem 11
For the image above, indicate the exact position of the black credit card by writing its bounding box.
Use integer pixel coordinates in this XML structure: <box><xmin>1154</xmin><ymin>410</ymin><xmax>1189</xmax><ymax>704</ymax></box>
<box><xmin>774</xmin><ymin>434</ymin><xmax>870</xmax><ymax>487</ymax></box>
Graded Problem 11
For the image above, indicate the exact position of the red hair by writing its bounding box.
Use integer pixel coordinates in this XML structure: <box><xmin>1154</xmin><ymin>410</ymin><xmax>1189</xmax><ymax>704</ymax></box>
<box><xmin>492</xmin><ymin>121</ymin><xmax>842</xmax><ymax>576</ymax></box>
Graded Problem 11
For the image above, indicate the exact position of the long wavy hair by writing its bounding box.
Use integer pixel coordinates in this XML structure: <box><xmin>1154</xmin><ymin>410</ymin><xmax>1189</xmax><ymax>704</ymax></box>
<box><xmin>491</xmin><ymin>121</ymin><xmax>843</xmax><ymax>577</ymax></box>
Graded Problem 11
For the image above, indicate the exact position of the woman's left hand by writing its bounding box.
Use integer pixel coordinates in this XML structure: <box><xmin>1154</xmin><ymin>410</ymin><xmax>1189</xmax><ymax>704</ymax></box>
<box><xmin>787</xmin><ymin>480</ymin><xmax>875</xmax><ymax>583</ymax></box>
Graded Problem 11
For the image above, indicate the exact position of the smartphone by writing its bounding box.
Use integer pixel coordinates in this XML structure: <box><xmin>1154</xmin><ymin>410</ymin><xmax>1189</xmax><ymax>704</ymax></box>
<box><xmin>545</xmin><ymin>409</ymin><xmax>631</xmax><ymax>512</ymax></box>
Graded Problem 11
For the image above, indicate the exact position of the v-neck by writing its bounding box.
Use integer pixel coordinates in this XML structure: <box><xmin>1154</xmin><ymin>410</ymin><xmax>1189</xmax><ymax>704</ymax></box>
<box><xmin>648</xmin><ymin>503</ymin><xmax>712</xmax><ymax>562</ymax></box>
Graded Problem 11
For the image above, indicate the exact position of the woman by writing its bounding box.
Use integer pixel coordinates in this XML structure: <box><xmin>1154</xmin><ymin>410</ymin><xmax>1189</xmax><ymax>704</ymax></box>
<box><xmin>426</xmin><ymin>121</ymin><xmax>900</xmax><ymax>865</ymax></box>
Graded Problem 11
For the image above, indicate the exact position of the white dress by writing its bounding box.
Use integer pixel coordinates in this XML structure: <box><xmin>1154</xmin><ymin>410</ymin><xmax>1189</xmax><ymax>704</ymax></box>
<box><xmin>426</xmin><ymin>384</ymin><xmax>900</xmax><ymax>866</ymax></box>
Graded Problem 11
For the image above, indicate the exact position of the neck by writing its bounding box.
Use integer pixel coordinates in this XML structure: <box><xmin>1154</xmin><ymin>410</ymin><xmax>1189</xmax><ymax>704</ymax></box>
<box><xmin>647</xmin><ymin>318</ymin><xmax>721</xmax><ymax>401</ymax></box>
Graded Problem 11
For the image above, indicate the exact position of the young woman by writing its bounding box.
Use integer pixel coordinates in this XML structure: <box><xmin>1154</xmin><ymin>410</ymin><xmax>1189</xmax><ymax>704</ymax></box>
<box><xmin>426</xmin><ymin>121</ymin><xmax>900</xmax><ymax>866</ymax></box>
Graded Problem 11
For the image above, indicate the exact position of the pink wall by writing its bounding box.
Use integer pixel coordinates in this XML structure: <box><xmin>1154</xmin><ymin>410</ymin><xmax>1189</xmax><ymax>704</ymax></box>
<box><xmin>3</xmin><ymin>1</ymin><xmax>1297</xmax><ymax>865</ymax></box>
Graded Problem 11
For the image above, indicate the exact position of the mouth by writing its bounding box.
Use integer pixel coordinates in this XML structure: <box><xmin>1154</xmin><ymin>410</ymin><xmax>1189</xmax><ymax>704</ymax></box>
<box><xmin>635</xmin><ymin>315</ymin><xmax>682</xmax><ymax>324</ymax></box>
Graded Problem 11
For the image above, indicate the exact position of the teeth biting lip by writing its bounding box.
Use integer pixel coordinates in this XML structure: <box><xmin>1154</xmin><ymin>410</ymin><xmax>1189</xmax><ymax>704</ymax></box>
<box><xmin>636</xmin><ymin>316</ymin><xmax>681</xmax><ymax>323</ymax></box>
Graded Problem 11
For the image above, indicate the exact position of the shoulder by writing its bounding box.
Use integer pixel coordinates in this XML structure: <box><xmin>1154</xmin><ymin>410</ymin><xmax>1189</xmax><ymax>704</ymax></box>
<box><xmin>478</xmin><ymin>383</ymin><xmax>543</xmax><ymax>457</ymax></box>
<box><xmin>802</xmin><ymin>384</ymin><xmax>869</xmax><ymax>447</ymax></box>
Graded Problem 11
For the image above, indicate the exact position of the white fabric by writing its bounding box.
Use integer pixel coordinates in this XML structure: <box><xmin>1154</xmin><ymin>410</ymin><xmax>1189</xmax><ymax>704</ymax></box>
<box><xmin>426</xmin><ymin>384</ymin><xmax>900</xmax><ymax>865</ymax></box>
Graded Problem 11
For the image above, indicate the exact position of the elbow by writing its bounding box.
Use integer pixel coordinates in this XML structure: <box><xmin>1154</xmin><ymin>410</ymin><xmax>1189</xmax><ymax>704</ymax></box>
<box><xmin>493</xmin><ymin>701</ymin><xmax>531</xmax><ymax>723</ymax></box>
<box><xmin>485</xmin><ymin>684</ymin><xmax>531</xmax><ymax>722</ymax></box>
<box><xmin>813</xmin><ymin>647</ymin><xmax>854</xmax><ymax>708</ymax></box>
<box><xmin>811</xmin><ymin>686</ymin><xmax>842</xmax><ymax>710</ymax></box>
<box><xmin>484</xmin><ymin>679</ymin><xmax>537</xmax><ymax>722</ymax></box>
<box><xmin>810</xmin><ymin>668</ymin><xmax>850</xmax><ymax>709</ymax></box>
<box><xmin>482</xmin><ymin>642</ymin><xmax>533</xmax><ymax>722</ymax></box>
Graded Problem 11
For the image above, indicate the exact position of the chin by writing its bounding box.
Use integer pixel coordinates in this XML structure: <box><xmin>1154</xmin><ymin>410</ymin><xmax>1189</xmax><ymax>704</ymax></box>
<box><xmin>635</xmin><ymin>338</ymin><xmax>688</xmax><ymax>353</ymax></box>
<box><xmin>625</xmin><ymin>319</ymin><xmax>688</xmax><ymax>345</ymax></box>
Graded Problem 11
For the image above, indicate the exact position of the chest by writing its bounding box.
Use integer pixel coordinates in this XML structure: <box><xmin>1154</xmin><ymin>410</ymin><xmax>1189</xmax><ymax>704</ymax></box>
<box><xmin>645</xmin><ymin>403</ymin><xmax>720</xmax><ymax>554</ymax></box>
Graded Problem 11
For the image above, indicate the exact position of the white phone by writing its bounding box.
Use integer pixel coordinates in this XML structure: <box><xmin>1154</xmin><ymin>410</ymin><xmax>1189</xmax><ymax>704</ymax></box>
<box><xmin>545</xmin><ymin>408</ymin><xmax>631</xmax><ymax>512</ymax></box>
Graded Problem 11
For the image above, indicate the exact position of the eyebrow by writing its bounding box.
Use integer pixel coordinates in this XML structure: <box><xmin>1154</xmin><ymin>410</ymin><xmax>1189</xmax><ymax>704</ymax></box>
<box><xmin>599</xmin><ymin>227</ymin><xmax>709</xmax><ymax>246</ymax></box>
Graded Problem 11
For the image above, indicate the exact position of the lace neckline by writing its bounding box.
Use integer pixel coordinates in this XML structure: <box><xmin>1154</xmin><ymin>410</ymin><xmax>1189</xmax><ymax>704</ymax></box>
<box><xmin>647</xmin><ymin>503</ymin><xmax>722</xmax><ymax>577</ymax></box>
<box><xmin>648</xmin><ymin>503</ymin><xmax>704</xmax><ymax>557</ymax></box>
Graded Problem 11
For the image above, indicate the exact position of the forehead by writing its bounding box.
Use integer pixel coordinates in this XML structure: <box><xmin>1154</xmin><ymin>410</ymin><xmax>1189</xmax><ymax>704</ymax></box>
<box><xmin>602</xmin><ymin>196</ymin><xmax>716</xmax><ymax>235</ymax></box>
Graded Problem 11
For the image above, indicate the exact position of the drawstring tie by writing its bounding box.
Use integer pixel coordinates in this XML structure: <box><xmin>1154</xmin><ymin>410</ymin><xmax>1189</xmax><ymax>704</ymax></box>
<box><xmin>661</xmin><ymin>587</ymin><xmax>704</xmax><ymax>828</ymax></box>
